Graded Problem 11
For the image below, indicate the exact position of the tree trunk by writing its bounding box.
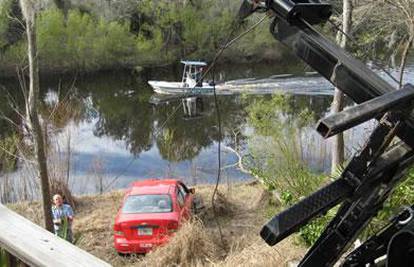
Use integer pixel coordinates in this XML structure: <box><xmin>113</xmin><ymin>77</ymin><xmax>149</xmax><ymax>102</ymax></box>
<box><xmin>398</xmin><ymin>29</ymin><xmax>413</xmax><ymax>89</ymax></box>
<box><xmin>19</xmin><ymin>0</ymin><xmax>54</xmax><ymax>232</ymax></box>
<box><xmin>388</xmin><ymin>30</ymin><xmax>398</xmax><ymax>68</ymax></box>
<box><xmin>331</xmin><ymin>0</ymin><xmax>352</xmax><ymax>174</ymax></box>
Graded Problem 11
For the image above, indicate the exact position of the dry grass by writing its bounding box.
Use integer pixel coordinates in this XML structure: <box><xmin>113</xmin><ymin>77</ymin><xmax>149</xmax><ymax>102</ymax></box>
<box><xmin>7</xmin><ymin>182</ymin><xmax>306</xmax><ymax>266</ymax></box>
<box><xmin>72</xmin><ymin>191</ymin><xmax>128</xmax><ymax>266</ymax></box>
<box><xmin>219</xmin><ymin>237</ymin><xmax>303</xmax><ymax>267</ymax></box>
<box><xmin>141</xmin><ymin>218</ymin><xmax>218</xmax><ymax>267</ymax></box>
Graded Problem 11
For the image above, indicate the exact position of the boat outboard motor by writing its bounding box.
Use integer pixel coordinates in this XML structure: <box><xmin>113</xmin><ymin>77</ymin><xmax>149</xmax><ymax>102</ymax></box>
<box><xmin>387</xmin><ymin>219</ymin><xmax>414</xmax><ymax>267</ymax></box>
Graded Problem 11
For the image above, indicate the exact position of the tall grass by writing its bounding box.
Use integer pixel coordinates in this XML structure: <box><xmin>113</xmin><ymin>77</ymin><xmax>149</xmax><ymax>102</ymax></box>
<box><xmin>0</xmin><ymin>87</ymin><xmax>80</xmax><ymax>204</ymax></box>
<box><xmin>360</xmin><ymin>168</ymin><xmax>414</xmax><ymax>240</ymax></box>
<box><xmin>246</xmin><ymin>95</ymin><xmax>328</xmax><ymax>194</ymax></box>
<box><xmin>0</xmin><ymin>132</ymin><xmax>39</xmax><ymax>203</ymax></box>
<box><xmin>246</xmin><ymin>95</ymin><xmax>414</xmax><ymax>246</ymax></box>
<box><xmin>0</xmin><ymin>134</ymin><xmax>19</xmax><ymax>173</ymax></box>
<box><xmin>142</xmin><ymin>219</ymin><xmax>218</xmax><ymax>266</ymax></box>
<box><xmin>246</xmin><ymin>95</ymin><xmax>332</xmax><ymax>245</ymax></box>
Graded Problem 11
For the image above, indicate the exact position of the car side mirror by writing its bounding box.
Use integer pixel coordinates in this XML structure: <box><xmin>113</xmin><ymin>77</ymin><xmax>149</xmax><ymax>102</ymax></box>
<box><xmin>189</xmin><ymin>188</ymin><xmax>195</xmax><ymax>194</ymax></box>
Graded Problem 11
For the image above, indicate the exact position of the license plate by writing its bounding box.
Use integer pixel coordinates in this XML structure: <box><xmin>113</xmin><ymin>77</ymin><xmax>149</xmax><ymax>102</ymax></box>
<box><xmin>138</xmin><ymin>227</ymin><xmax>153</xmax><ymax>236</ymax></box>
<box><xmin>140</xmin><ymin>243</ymin><xmax>153</xmax><ymax>248</ymax></box>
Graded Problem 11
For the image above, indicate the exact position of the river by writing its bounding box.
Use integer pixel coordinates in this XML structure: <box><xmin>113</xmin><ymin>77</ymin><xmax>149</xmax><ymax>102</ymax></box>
<box><xmin>0</xmin><ymin>59</ymin><xmax>413</xmax><ymax>201</ymax></box>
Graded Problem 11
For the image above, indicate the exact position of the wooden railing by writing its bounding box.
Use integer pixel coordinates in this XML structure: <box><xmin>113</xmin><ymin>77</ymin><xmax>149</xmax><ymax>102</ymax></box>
<box><xmin>0</xmin><ymin>204</ymin><xmax>111</xmax><ymax>267</ymax></box>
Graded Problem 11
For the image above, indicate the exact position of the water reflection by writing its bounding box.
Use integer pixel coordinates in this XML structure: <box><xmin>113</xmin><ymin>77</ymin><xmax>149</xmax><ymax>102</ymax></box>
<box><xmin>33</xmin><ymin>71</ymin><xmax>255</xmax><ymax>193</ymax></box>
<box><xmin>0</xmin><ymin>60</ymin><xmax>413</xmax><ymax>198</ymax></box>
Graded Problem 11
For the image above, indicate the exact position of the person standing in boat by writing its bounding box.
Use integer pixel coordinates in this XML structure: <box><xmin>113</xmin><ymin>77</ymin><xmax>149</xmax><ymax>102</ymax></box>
<box><xmin>195</xmin><ymin>67</ymin><xmax>204</xmax><ymax>87</ymax></box>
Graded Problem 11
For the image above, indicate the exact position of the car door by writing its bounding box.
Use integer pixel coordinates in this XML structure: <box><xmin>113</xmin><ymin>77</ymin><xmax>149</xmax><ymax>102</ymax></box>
<box><xmin>178</xmin><ymin>183</ymin><xmax>193</xmax><ymax>217</ymax></box>
<box><xmin>176</xmin><ymin>187</ymin><xmax>189</xmax><ymax>221</ymax></box>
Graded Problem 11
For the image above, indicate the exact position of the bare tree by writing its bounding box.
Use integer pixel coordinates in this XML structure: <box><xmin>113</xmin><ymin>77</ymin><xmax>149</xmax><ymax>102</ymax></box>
<box><xmin>353</xmin><ymin>0</ymin><xmax>414</xmax><ymax>88</ymax></box>
<box><xmin>19</xmin><ymin>0</ymin><xmax>53</xmax><ymax>232</ymax></box>
<box><xmin>386</xmin><ymin>0</ymin><xmax>414</xmax><ymax>88</ymax></box>
<box><xmin>331</xmin><ymin>0</ymin><xmax>353</xmax><ymax>174</ymax></box>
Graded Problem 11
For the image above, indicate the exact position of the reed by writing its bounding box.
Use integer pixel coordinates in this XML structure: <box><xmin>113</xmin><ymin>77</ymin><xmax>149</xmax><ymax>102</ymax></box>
<box><xmin>0</xmin><ymin>85</ymin><xmax>80</xmax><ymax>204</ymax></box>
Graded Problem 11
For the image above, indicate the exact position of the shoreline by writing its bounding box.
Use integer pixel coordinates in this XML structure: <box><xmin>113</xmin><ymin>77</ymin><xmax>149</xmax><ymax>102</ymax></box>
<box><xmin>0</xmin><ymin>56</ymin><xmax>301</xmax><ymax>80</ymax></box>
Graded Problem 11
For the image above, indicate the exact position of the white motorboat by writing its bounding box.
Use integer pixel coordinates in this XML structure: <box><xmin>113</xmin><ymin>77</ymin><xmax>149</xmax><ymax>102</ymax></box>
<box><xmin>148</xmin><ymin>61</ymin><xmax>214</xmax><ymax>95</ymax></box>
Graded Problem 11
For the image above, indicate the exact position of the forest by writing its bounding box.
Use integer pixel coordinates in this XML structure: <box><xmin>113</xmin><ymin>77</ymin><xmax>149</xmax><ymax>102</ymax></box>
<box><xmin>0</xmin><ymin>0</ymin><xmax>288</xmax><ymax>75</ymax></box>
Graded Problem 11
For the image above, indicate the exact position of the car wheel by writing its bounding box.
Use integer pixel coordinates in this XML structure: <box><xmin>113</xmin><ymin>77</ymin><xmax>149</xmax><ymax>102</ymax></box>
<box><xmin>192</xmin><ymin>195</ymin><xmax>204</xmax><ymax>214</ymax></box>
<box><xmin>117</xmin><ymin>252</ymin><xmax>128</xmax><ymax>257</ymax></box>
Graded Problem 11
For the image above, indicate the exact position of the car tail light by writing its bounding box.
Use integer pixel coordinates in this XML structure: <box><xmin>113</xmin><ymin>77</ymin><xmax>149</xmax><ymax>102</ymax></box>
<box><xmin>167</xmin><ymin>221</ymin><xmax>178</xmax><ymax>233</ymax></box>
<box><xmin>114</xmin><ymin>223</ymin><xmax>124</xmax><ymax>236</ymax></box>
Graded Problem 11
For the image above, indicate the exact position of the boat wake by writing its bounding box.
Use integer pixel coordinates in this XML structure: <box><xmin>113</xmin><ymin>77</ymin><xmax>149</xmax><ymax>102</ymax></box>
<box><xmin>216</xmin><ymin>72</ymin><xmax>334</xmax><ymax>96</ymax></box>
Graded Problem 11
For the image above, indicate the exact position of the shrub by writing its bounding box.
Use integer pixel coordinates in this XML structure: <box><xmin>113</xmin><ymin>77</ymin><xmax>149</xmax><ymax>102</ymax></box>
<box><xmin>247</xmin><ymin>95</ymin><xmax>331</xmax><ymax>246</ymax></box>
<box><xmin>360</xmin><ymin>169</ymin><xmax>414</xmax><ymax>239</ymax></box>
<box><xmin>34</xmin><ymin>9</ymin><xmax>138</xmax><ymax>72</ymax></box>
<box><xmin>0</xmin><ymin>0</ymin><xmax>12</xmax><ymax>49</ymax></box>
<box><xmin>0</xmin><ymin>134</ymin><xmax>19</xmax><ymax>172</ymax></box>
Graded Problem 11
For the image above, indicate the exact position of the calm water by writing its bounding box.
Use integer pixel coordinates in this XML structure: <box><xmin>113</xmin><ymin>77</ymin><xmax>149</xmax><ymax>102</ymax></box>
<box><xmin>1</xmin><ymin>59</ymin><xmax>413</xmax><ymax>198</ymax></box>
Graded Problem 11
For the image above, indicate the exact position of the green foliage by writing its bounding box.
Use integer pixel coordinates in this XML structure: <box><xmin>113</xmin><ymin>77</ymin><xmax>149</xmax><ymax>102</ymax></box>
<box><xmin>0</xmin><ymin>0</ymin><xmax>12</xmax><ymax>48</ymax></box>
<box><xmin>0</xmin><ymin>0</ymin><xmax>288</xmax><ymax>73</ymax></box>
<box><xmin>36</xmin><ymin>9</ymin><xmax>137</xmax><ymax>71</ymax></box>
<box><xmin>134</xmin><ymin>0</ymin><xmax>232</xmax><ymax>62</ymax></box>
<box><xmin>248</xmin><ymin>95</ymin><xmax>314</xmax><ymax>136</ymax></box>
<box><xmin>280</xmin><ymin>190</ymin><xmax>294</xmax><ymax>206</ymax></box>
<box><xmin>136</xmin><ymin>26</ymin><xmax>165</xmax><ymax>64</ymax></box>
<box><xmin>0</xmin><ymin>248</ymin><xmax>6</xmax><ymax>267</ymax></box>
<box><xmin>299</xmin><ymin>218</ymin><xmax>327</xmax><ymax>246</ymax></box>
<box><xmin>299</xmin><ymin>210</ymin><xmax>335</xmax><ymax>246</ymax></box>
<box><xmin>36</xmin><ymin>8</ymin><xmax>66</xmax><ymax>66</ymax></box>
<box><xmin>361</xmin><ymin>169</ymin><xmax>414</xmax><ymax>240</ymax></box>
<box><xmin>247</xmin><ymin>94</ymin><xmax>332</xmax><ymax>246</ymax></box>
<box><xmin>1</xmin><ymin>40</ymin><xmax>26</xmax><ymax>65</ymax></box>
<box><xmin>382</xmin><ymin>170</ymin><xmax>414</xmax><ymax>218</ymax></box>
<box><xmin>56</xmin><ymin>216</ymin><xmax>69</xmax><ymax>240</ymax></box>
<box><xmin>247</xmin><ymin>94</ymin><xmax>414</xmax><ymax>246</ymax></box>
<box><xmin>247</xmin><ymin>95</ymin><xmax>320</xmax><ymax>195</ymax></box>
<box><xmin>0</xmin><ymin>249</ymin><xmax>9</xmax><ymax>267</ymax></box>
<box><xmin>249</xmin><ymin>94</ymin><xmax>414</xmax><ymax>246</ymax></box>
<box><xmin>0</xmin><ymin>0</ymin><xmax>27</xmax><ymax>69</ymax></box>
<box><xmin>0</xmin><ymin>133</ymin><xmax>19</xmax><ymax>172</ymax></box>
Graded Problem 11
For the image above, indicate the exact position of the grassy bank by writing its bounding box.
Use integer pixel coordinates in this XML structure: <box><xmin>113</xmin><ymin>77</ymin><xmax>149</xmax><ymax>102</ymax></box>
<box><xmin>8</xmin><ymin>182</ymin><xmax>306</xmax><ymax>266</ymax></box>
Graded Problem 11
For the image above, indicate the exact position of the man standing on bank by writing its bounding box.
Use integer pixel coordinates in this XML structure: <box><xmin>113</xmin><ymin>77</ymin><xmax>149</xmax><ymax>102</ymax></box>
<box><xmin>51</xmin><ymin>194</ymin><xmax>74</xmax><ymax>243</ymax></box>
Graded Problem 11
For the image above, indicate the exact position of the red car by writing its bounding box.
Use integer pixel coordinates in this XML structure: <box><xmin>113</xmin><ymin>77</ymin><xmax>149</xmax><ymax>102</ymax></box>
<box><xmin>113</xmin><ymin>179</ymin><xmax>196</xmax><ymax>254</ymax></box>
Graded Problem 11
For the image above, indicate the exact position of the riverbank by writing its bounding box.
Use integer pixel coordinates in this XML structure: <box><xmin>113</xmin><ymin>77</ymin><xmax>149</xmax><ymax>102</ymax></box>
<box><xmin>7</xmin><ymin>182</ymin><xmax>306</xmax><ymax>266</ymax></box>
<box><xmin>0</xmin><ymin>52</ymin><xmax>300</xmax><ymax>80</ymax></box>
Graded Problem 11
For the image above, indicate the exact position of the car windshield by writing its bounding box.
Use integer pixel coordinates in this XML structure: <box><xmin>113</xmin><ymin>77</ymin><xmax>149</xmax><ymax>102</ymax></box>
<box><xmin>122</xmin><ymin>194</ymin><xmax>173</xmax><ymax>214</ymax></box>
